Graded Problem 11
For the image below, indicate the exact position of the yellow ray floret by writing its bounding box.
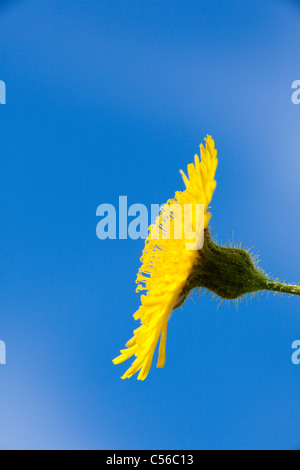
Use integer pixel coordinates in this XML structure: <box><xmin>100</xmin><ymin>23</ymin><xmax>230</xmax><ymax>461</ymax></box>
<box><xmin>113</xmin><ymin>135</ymin><xmax>218</xmax><ymax>380</ymax></box>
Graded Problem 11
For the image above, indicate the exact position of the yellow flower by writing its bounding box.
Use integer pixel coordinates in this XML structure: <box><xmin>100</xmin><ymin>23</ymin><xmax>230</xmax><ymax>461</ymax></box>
<box><xmin>113</xmin><ymin>135</ymin><xmax>300</xmax><ymax>380</ymax></box>
<box><xmin>113</xmin><ymin>136</ymin><xmax>218</xmax><ymax>380</ymax></box>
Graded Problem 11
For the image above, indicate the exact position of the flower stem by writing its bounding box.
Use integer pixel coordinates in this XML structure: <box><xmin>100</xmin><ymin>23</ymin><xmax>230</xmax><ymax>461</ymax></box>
<box><xmin>265</xmin><ymin>281</ymin><xmax>300</xmax><ymax>296</ymax></box>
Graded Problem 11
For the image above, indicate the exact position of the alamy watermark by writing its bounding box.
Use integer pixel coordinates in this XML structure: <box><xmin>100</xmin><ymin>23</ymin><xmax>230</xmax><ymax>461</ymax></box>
<box><xmin>0</xmin><ymin>341</ymin><xmax>6</xmax><ymax>365</ymax></box>
<box><xmin>291</xmin><ymin>340</ymin><xmax>300</xmax><ymax>365</ymax></box>
<box><xmin>291</xmin><ymin>80</ymin><xmax>300</xmax><ymax>105</ymax></box>
<box><xmin>96</xmin><ymin>196</ymin><xmax>205</xmax><ymax>250</ymax></box>
<box><xmin>0</xmin><ymin>80</ymin><xmax>6</xmax><ymax>105</ymax></box>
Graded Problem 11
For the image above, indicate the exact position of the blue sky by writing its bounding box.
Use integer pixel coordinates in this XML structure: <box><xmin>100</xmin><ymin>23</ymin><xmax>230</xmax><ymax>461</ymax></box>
<box><xmin>1</xmin><ymin>0</ymin><xmax>300</xmax><ymax>450</ymax></box>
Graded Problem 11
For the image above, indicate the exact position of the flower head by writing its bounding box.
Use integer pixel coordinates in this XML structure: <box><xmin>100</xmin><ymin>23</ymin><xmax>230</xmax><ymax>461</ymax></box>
<box><xmin>113</xmin><ymin>135</ymin><xmax>300</xmax><ymax>381</ymax></box>
<box><xmin>113</xmin><ymin>136</ymin><xmax>218</xmax><ymax>380</ymax></box>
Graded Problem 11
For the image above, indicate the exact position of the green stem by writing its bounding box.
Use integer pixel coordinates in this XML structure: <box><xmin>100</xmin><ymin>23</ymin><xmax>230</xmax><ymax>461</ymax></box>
<box><xmin>265</xmin><ymin>281</ymin><xmax>300</xmax><ymax>296</ymax></box>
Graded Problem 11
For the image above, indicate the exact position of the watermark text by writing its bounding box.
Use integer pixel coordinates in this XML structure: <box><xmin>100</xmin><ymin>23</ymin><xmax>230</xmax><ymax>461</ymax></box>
<box><xmin>291</xmin><ymin>80</ymin><xmax>300</xmax><ymax>105</ymax></box>
<box><xmin>291</xmin><ymin>340</ymin><xmax>300</xmax><ymax>365</ymax></box>
<box><xmin>0</xmin><ymin>341</ymin><xmax>6</xmax><ymax>365</ymax></box>
<box><xmin>0</xmin><ymin>80</ymin><xmax>6</xmax><ymax>105</ymax></box>
<box><xmin>96</xmin><ymin>196</ymin><xmax>204</xmax><ymax>250</ymax></box>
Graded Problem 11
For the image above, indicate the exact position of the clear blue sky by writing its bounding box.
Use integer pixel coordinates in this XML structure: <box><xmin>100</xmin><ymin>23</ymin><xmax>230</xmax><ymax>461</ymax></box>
<box><xmin>1</xmin><ymin>0</ymin><xmax>300</xmax><ymax>450</ymax></box>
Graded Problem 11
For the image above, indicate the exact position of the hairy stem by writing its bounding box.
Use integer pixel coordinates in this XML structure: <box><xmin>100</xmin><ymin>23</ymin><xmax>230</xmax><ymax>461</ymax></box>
<box><xmin>265</xmin><ymin>281</ymin><xmax>300</xmax><ymax>296</ymax></box>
